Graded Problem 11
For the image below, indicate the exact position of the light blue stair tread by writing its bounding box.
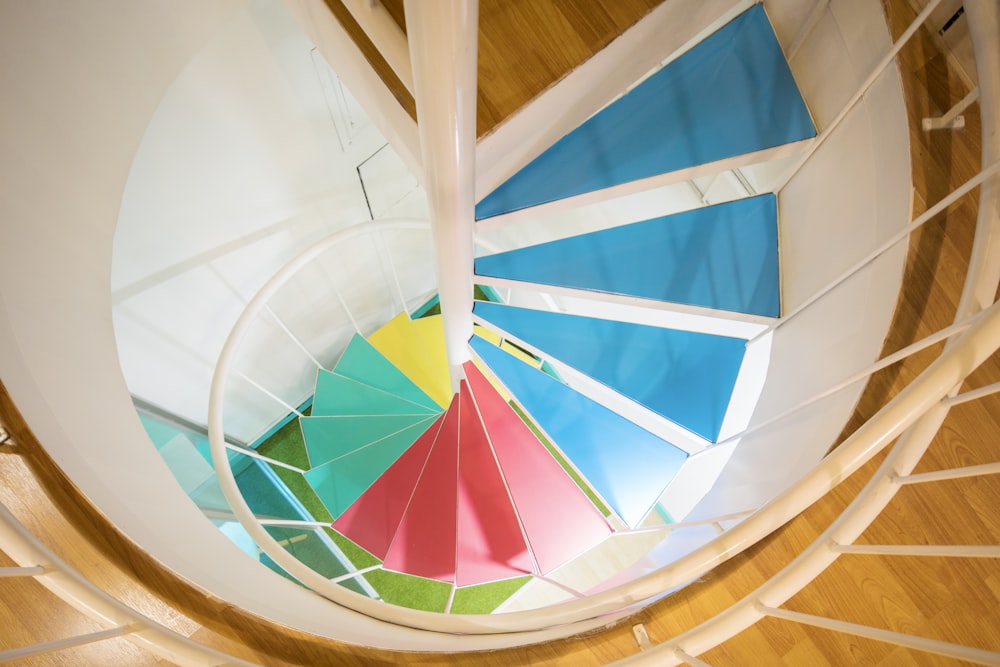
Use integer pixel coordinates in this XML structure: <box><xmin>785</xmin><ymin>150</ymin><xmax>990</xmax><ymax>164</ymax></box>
<box><xmin>476</xmin><ymin>195</ymin><xmax>780</xmax><ymax>317</ymax></box>
<box><xmin>475</xmin><ymin>5</ymin><xmax>815</xmax><ymax>219</ymax></box>
<box><xmin>304</xmin><ymin>420</ymin><xmax>436</xmax><ymax>518</ymax></box>
<box><xmin>312</xmin><ymin>369</ymin><xmax>440</xmax><ymax>417</ymax></box>
<box><xmin>471</xmin><ymin>336</ymin><xmax>687</xmax><ymax>528</ymax></box>
<box><xmin>234</xmin><ymin>458</ymin><xmax>306</xmax><ymax>521</ymax></box>
<box><xmin>474</xmin><ymin>303</ymin><xmax>745</xmax><ymax>442</ymax></box>
<box><xmin>301</xmin><ymin>414</ymin><xmax>438</xmax><ymax>468</ymax></box>
<box><xmin>334</xmin><ymin>334</ymin><xmax>442</xmax><ymax>413</ymax></box>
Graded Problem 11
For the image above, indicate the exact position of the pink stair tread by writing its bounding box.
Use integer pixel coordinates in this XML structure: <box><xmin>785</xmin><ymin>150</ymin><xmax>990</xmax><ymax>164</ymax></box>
<box><xmin>464</xmin><ymin>361</ymin><xmax>611</xmax><ymax>573</ymax></box>
<box><xmin>455</xmin><ymin>382</ymin><xmax>533</xmax><ymax>586</ymax></box>
<box><xmin>381</xmin><ymin>401</ymin><xmax>460</xmax><ymax>581</ymax></box>
<box><xmin>332</xmin><ymin>415</ymin><xmax>444</xmax><ymax>559</ymax></box>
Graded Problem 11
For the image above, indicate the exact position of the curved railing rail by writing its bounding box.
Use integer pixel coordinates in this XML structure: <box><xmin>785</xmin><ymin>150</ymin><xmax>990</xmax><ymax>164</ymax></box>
<box><xmin>205</xmin><ymin>4</ymin><xmax>1000</xmax><ymax>655</ymax></box>
<box><xmin>1</xmin><ymin>0</ymin><xmax>996</xmax><ymax>663</ymax></box>
<box><xmin>0</xmin><ymin>496</ymin><xmax>255</xmax><ymax>666</ymax></box>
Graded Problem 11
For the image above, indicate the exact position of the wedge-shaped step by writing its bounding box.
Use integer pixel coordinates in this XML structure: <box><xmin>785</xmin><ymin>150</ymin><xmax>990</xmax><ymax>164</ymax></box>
<box><xmin>471</xmin><ymin>336</ymin><xmax>687</xmax><ymax>529</ymax></box>
<box><xmin>474</xmin><ymin>303</ymin><xmax>745</xmax><ymax>443</ymax></box>
<box><xmin>464</xmin><ymin>361</ymin><xmax>611</xmax><ymax>573</ymax></box>
<box><xmin>368</xmin><ymin>313</ymin><xmax>452</xmax><ymax>408</ymax></box>
<box><xmin>312</xmin><ymin>370</ymin><xmax>439</xmax><ymax>417</ymax></box>
<box><xmin>381</xmin><ymin>398</ymin><xmax>462</xmax><ymax>582</ymax></box>
<box><xmin>476</xmin><ymin>195</ymin><xmax>780</xmax><ymax>317</ymax></box>
<box><xmin>300</xmin><ymin>414</ymin><xmax>436</xmax><ymax>468</ymax></box>
<box><xmin>376</xmin><ymin>386</ymin><xmax>536</xmax><ymax>586</ymax></box>
<box><xmin>333</xmin><ymin>415</ymin><xmax>445</xmax><ymax>559</ymax></box>
<box><xmin>303</xmin><ymin>418</ymin><xmax>436</xmax><ymax>519</ymax></box>
<box><xmin>475</xmin><ymin>4</ymin><xmax>815</xmax><ymax>219</ymax></box>
<box><xmin>334</xmin><ymin>333</ymin><xmax>441</xmax><ymax>413</ymax></box>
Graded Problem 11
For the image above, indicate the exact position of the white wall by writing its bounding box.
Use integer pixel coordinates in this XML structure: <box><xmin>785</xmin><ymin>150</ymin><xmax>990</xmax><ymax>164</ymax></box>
<box><xmin>688</xmin><ymin>0</ymin><xmax>911</xmax><ymax>519</ymax></box>
<box><xmin>110</xmin><ymin>0</ymin><xmax>431</xmax><ymax>442</ymax></box>
<box><xmin>0</xmin><ymin>0</ymin><xmax>504</xmax><ymax>652</ymax></box>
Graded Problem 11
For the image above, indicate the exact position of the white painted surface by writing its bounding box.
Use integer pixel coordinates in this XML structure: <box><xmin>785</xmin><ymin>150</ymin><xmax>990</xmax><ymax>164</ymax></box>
<box><xmin>690</xmin><ymin>0</ymin><xmax>910</xmax><ymax>519</ymax></box>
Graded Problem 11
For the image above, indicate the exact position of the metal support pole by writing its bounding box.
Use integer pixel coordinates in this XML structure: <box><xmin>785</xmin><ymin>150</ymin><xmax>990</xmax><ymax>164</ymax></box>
<box><xmin>830</xmin><ymin>543</ymin><xmax>1000</xmax><ymax>558</ymax></box>
<box><xmin>405</xmin><ymin>0</ymin><xmax>478</xmax><ymax>392</ymax></box>
<box><xmin>760</xmin><ymin>605</ymin><xmax>1000</xmax><ymax>665</ymax></box>
<box><xmin>0</xmin><ymin>626</ymin><xmax>134</xmax><ymax>663</ymax></box>
<box><xmin>894</xmin><ymin>461</ymin><xmax>1000</xmax><ymax>485</ymax></box>
<box><xmin>0</xmin><ymin>565</ymin><xmax>47</xmax><ymax>577</ymax></box>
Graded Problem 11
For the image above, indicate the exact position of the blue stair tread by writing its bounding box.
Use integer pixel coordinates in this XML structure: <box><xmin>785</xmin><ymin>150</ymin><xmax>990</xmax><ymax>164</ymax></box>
<box><xmin>312</xmin><ymin>369</ymin><xmax>440</xmax><ymax>417</ymax></box>
<box><xmin>300</xmin><ymin>414</ymin><xmax>438</xmax><ymax>468</ymax></box>
<box><xmin>476</xmin><ymin>195</ymin><xmax>780</xmax><ymax>317</ymax></box>
<box><xmin>475</xmin><ymin>5</ymin><xmax>815</xmax><ymax>219</ymax></box>
<box><xmin>304</xmin><ymin>419</ymin><xmax>436</xmax><ymax>519</ymax></box>
<box><xmin>470</xmin><ymin>336</ymin><xmax>687</xmax><ymax>528</ymax></box>
<box><xmin>334</xmin><ymin>334</ymin><xmax>442</xmax><ymax>413</ymax></box>
<box><xmin>474</xmin><ymin>302</ymin><xmax>745</xmax><ymax>442</ymax></box>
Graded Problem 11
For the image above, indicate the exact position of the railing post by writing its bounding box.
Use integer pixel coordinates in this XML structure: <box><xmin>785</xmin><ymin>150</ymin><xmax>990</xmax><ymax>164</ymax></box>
<box><xmin>405</xmin><ymin>0</ymin><xmax>479</xmax><ymax>392</ymax></box>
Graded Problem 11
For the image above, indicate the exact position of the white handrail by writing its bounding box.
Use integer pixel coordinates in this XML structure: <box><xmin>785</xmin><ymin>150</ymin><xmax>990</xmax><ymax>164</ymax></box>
<box><xmin>0</xmin><ymin>501</ymin><xmax>257</xmax><ymax>667</ymax></box>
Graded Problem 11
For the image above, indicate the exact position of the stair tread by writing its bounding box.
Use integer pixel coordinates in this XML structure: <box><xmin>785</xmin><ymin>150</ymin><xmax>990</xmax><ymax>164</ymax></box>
<box><xmin>471</xmin><ymin>335</ymin><xmax>687</xmax><ymax>529</ymax></box>
<box><xmin>476</xmin><ymin>195</ymin><xmax>780</xmax><ymax>317</ymax></box>
<box><xmin>474</xmin><ymin>302</ymin><xmax>745</xmax><ymax>442</ymax></box>
<box><xmin>334</xmin><ymin>333</ymin><xmax>442</xmax><ymax>413</ymax></box>
<box><xmin>475</xmin><ymin>5</ymin><xmax>814</xmax><ymax>220</ymax></box>
<box><xmin>300</xmin><ymin>413</ymin><xmax>437</xmax><ymax>469</ymax></box>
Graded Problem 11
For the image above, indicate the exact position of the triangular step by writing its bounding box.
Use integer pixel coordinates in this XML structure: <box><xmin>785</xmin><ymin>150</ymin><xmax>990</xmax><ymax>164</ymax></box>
<box><xmin>303</xmin><ymin>418</ymin><xmax>437</xmax><ymax>519</ymax></box>
<box><xmin>476</xmin><ymin>195</ymin><xmax>780</xmax><ymax>317</ymax></box>
<box><xmin>333</xmin><ymin>414</ymin><xmax>446</xmax><ymax>559</ymax></box>
<box><xmin>464</xmin><ymin>361</ymin><xmax>611</xmax><ymax>573</ymax></box>
<box><xmin>334</xmin><ymin>334</ymin><xmax>442</xmax><ymax>413</ymax></box>
<box><xmin>470</xmin><ymin>336</ymin><xmax>687</xmax><ymax>529</ymax></box>
<box><xmin>311</xmin><ymin>369</ymin><xmax>439</xmax><ymax>417</ymax></box>
<box><xmin>474</xmin><ymin>302</ymin><xmax>745</xmax><ymax>443</ymax></box>
<box><xmin>382</xmin><ymin>397</ymin><xmax>461</xmax><ymax>581</ymax></box>
<box><xmin>475</xmin><ymin>5</ymin><xmax>815</xmax><ymax>219</ymax></box>
<box><xmin>454</xmin><ymin>382</ymin><xmax>534</xmax><ymax>586</ymax></box>
<box><xmin>300</xmin><ymin>414</ymin><xmax>437</xmax><ymax>468</ymax></box>
<box><xmin>368</xmin><ymin>312</ymin><xmax>453</xmax><ymax>409</ymax></box>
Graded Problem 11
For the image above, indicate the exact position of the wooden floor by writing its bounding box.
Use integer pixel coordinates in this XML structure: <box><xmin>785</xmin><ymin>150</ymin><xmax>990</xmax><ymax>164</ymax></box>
<box><xmin>1</xmin><ymin>0</ymin><xmax>998</xmax><ymax>665</ymax></box>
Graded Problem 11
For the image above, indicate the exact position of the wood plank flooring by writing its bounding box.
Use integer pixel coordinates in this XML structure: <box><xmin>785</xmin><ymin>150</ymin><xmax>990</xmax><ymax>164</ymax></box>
<box><xmin>1</xmin><ymin>0</ymin><xmax>998</xmax><ymax>665</ymax></box>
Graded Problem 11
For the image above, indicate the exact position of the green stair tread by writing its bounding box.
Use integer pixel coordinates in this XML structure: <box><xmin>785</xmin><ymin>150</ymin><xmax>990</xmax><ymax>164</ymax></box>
<box><xmin>303</xmin><ymin>420</ymin><xmax>436</xmax><ymax>518</ymax></box>
<box><xmin>301</xmin><ymin>414</ymin><xmax>436</xmax><ymax>468</ymax></box>
<box><xmin>334</xmin><ymin>334</ymin><xmax>441</xmax><ymax>413</ymax></box>
<box><xmin>312</xmin><ymin>369</ymin><xmax>439</xmax><ymax>417</ymax></box>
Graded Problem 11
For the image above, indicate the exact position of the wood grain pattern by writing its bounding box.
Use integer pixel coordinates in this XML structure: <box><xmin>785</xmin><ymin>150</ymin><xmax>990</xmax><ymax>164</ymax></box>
<box><xmin>0</xmin><ymin>0</ymin><xmax>998</xmax><ymax>665</ymax></box>
<box><xmin>330</xmin><ymin>0</ymin><xmax>661</xmax><ymax>138</ymax></box>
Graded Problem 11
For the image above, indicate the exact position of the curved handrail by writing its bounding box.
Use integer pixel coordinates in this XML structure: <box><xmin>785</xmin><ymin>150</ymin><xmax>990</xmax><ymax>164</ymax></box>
<box><xmin>0</xmin><ymin>499</ymin><xmax>256</xmax><ymax>667</ymax></box>
<box><xmin>612</xmin><ymin>0</ymin><xmax>1000</xmax><ymax>661</ymax></box>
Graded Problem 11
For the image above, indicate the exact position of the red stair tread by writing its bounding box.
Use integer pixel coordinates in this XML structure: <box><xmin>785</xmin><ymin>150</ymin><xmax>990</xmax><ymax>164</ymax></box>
<box><xmin>332</xmin><ymin>414</ymin><xmax>445</xmax><ymax>559</ymax></box>
<box><xmin>455</xmin><ymin>382</ymin><xmax>533</xmax><ymax>586</ymax></box>
<box><xmin>464</xmin><ymin>361</ymin><xmax>611</xmax><ymax>573</ymax></box>
<box><xmin>382</xmin><ymin>400</ymin><xmax>460</xmax><ymax>582</ymax></box>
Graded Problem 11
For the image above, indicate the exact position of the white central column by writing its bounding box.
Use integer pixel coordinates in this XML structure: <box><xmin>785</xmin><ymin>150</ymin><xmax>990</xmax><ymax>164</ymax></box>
<box><xmin>404</xmin><ymin>0</ymin><xmax>478</xmax><ymax>392</ymax></box>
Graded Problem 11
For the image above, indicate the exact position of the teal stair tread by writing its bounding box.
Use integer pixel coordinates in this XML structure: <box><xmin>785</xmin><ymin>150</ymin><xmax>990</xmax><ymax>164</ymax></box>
<box><xmin>303</xmin><ymin>419</ymin><xmax>438</xmax><ymax>519</ymax></box>
<box><xmin>311</xmin><ymin>369</ymin><xmax>440</xmax><ymax>417</ymax></box>
<box><xmin>333</xmin><ymin>334</ymin><xmax>442</xmax><ymax>413</ymax></box>
<box><xmin>300</xmin><ymin>414</ymin><xmax>439</xmax><ymax>469</ymax></box>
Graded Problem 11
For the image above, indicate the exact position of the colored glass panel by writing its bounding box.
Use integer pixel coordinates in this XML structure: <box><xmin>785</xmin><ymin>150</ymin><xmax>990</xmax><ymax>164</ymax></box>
<box><xmin>334</xmin><ymin>334</ymin><xmax>442</xmax><ymax>413</ymax></box>
<box><xmin>368</xmin><ymin>313</ymin><xmax>453</xmax><ymax>408</ymax></box>
<box><xmin>455</xmin><ymin>383</ymin><xmax>533</xmax><ymax>586</ymax></box>
<box><xmin>464</xmin><ymin>361</ymin><xmax>611</xmax><ymax>573</ymax></box>
<box><xmin>475</xmin><ymin>5</ymin><xmax>815</xmax><ymax>219</ymax></box>
<box><xmin>333</xmin><ymin>415</ymin><xmax>445</xmax><ymax>559</ymax></box>
<box><xmin>312</xmin><ymin>369</ymin><xmax>438</xmax><ymax>417</ymax></box>
<box><xmin>474</xmin><ymin>302</ymin><xmax>745</xmax><ymax>442</ymax></box>
<box><xmin>300</xmin><ymin>414</ymin><xmax>435</xmax><ymax>468</ymax></box>
<box><xmin>470</xmin><ymin>336</ymin><xmax>687</xmax><ymax>528</ymax></box>
<box><xmin>382</xmin><ymin>400</ymin><xmax>461</xmax><ymax>581</ymax></box>
<box><xmin>476</xmin><ymin>195</ymin><xmax>780</xmax><ymax>317</ymax></box>
<box><xmin>304</xmin><ymin>419</ymin><xmax>437</xmax><ymax>518</ymax></box>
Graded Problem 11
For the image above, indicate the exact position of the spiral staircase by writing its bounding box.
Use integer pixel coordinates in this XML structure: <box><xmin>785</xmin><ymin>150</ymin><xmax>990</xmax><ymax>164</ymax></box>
<box><xmin>1</xmin><ymin>0</ymin><xmax>999</xmax><ymax>665</ymax></box>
